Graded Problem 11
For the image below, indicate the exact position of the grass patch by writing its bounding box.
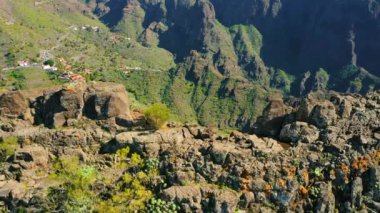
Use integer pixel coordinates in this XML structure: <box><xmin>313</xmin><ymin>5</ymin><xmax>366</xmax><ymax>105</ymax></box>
<box><xmin>0</xmin><ymin>136</ymin><xmax>18</xmax><ymax>161</ymax></box>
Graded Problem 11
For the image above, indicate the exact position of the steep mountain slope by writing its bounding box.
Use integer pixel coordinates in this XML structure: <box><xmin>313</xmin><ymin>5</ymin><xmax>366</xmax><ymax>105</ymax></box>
<box><xmin>85</xmin><ymin>0</ymin><xmax>380</xmax><ymax>129</ymax></box>
<box><xmin>0</xmin><ymin>0</ymin><xmax>174</xmax><ymax>106</ymax></box>
<box><xmin>2</xmin><ymin>0</ymin><xmax>380</xmax><ymax>130</ymax></box>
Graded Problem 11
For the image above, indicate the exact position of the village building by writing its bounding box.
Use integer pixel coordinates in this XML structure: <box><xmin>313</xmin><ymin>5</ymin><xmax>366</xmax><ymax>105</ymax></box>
<box><xmin>42</xmin><ymin>65</ymin><xmax>58</xmax><ymax>72</ymax></box>
<box><xmin>83</xmin><ymin>68</ymin><xmax>92</xmax><ymax>74</ymax></box>
<box><xmin>17</xmin><ymin>60</ymin><xmax>29</xmax><ymax>67</ymax></box>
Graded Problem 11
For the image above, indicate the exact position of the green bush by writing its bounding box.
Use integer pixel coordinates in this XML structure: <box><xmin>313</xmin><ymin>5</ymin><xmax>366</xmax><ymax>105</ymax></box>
<box><xmin>95</xmin><ymin>147</ymin><xmax>154</xmax><ymax>212</ymax></box>
<box><xmin>49</xmin><ymin>157</ymin><xmax>98</xmax><ymax>212</ymax></box>
<box><xmin>147</xmin><ymin>198</ymin><xmax>178</xmax><ymax>213</ymax></box>
<box><xmin>271</xmin><ymin>69</ymin><xmax>292</xmax><ymax>93</ymax></box>
<box><xmin>43</xmin><ymin>59</ymin><xmax>55</xmax><ymax>66</ymax></box>
<box><xmin>0</xmin><ymin>136</ymin><xmax>18</xmax><ymax>161</ymax></box>
<box><xmin>314</xmin><ymin>68</ymin><xmax>330</xmax><ymax>90</ymax></box>
<box><xmin>350</xmin><ymin>79</ymin><xmax>363</xmax><ymax>93</ymax></box>
<box><xmin>144</xmin><ymin>103</ymin><xmax>170</xmax><ymax>129</ymax></box>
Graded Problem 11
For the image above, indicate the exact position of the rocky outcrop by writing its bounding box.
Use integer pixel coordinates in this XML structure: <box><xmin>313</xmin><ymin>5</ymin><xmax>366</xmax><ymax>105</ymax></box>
<box><xmin>163</xmin><ymin>185</ymin><xmax>239</xmax><ymax>212</ymax></box>
<box><xmin>254</xmin><ymin>98</ymin><xmax>293</xmax><ymax>137</ymax></box>
<box><xmin>279</xmin><ymin>122</ymin><xmax>319</xmax><ymax>144</ymax></box>
<box><xmin>0</xmin><ymin>82</ymin><xmax>132</xmax><ymax>128</ymax></box>
<box><xmin>0</xmin><ymin>88</ymin><xmax>379</xmax><ymax>212</ymax></box>
<box><xmin>13</xmin><ymin>146</ymin><xmax>49</xmax><ymax>170</ymax></box>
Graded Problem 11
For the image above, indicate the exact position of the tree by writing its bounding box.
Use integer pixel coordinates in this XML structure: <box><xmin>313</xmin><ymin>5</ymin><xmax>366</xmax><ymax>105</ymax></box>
<box><xmin>144</xmin><ymin>103</ymin><xmax>170</xmax><ymax>130</ymax></box>
<box><xmin>314</xmin><ymin>68</ymin><xmax>330</xmax><ymax>91</ymax></box>
<box><xmin>271</xmin><ymin>69</ymin><xmax>292</xmax><ymax>93</ymax></box>
<box><xmin>44</xmin><ymin>59</ymin><xmax>55</xmax><ymax>66</ymax></box>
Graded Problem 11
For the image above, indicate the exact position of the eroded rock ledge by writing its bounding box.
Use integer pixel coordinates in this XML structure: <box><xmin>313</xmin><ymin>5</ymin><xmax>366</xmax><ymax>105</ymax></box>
<box><xmin>0</xmin><ymin>87</ymin><xmax>379</xmax><ymax>212</ymax></box>
<box><xmin>0</xmin><ymin>82</ymin><xmax>132</xmax><ymax>128</ymax></box>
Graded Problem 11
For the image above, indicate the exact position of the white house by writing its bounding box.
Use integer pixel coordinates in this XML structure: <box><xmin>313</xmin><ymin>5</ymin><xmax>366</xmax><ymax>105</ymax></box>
<box><xmin>43</xmin><ymin>65</ymin><xmax>58</xmax><ymax>72</ymax></box>
<box><xmin>18</xmin><ymin>60</ymin><xmax>29</xmax><ymax>67</ymax></box>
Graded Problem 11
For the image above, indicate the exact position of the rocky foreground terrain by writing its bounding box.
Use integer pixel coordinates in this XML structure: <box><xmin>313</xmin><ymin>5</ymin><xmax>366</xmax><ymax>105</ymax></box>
<box><xmin>0</xmin><ymin>82</ymin><xmax>379</xmax><ymax>212</ymax></box>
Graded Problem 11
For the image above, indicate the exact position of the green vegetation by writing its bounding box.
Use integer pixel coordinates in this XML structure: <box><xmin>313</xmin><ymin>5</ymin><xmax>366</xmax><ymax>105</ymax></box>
<box><xmin>350</xmin><ymin>79</ymin><xmax>363</xmax><ymax>93</ymax></box>
<box><xmin>47</xmin><ymin>147</ymin><xmax>170</xmax><ymax>212</ymax></box>
<box><xmin>0</xmin><ymin>136</ymin><xmax>18</xmax><ymax>161</ymax></box>
<box><xmin>8</xmin><ymin>70</ymin><xmax>26</xmax><ymax>90</ymax></box>
<box><xmin>147</xmin><ymin>198</ymin><xmax>178</xmax><ymax>213</ymax></box>
<box><xmin>43</xmin><ymin>59</ymin><xmax>55</xmax><ymax>66</ymax></box>
<box><xmin>49</xmin><ymin>157</ymin><xmax>98</xmax><ymax>212</ymax></box>
<box><xmin>271</xmin><ymin>69</ymin><xmax>293</xmax><ymax>93</ymax></box>
<box><xmin>315</xmin><ymin>68</ymin><xmax>330</xmax><ymax>90</ymax></box>
<box><xmin>144</xmin><ymin>103</ymin><xmax>171</xmax><ymax>129</ymax></box>
<box><xmin>0</xmin><ymin>68</ymin><xmax>61</xmax><ymax>91</ymax></box>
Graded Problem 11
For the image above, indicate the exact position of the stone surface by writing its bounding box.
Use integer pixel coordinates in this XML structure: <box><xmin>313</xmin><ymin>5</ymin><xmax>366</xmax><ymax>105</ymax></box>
<box><xmin>14</xmin><ymin>145</ymin><xmax>49</xmax><ymax>169</ymax></box>
<box><xmin>279</xmin><ymin>122</ymin><xmax>319</xmax><ymax>143</ymax></box>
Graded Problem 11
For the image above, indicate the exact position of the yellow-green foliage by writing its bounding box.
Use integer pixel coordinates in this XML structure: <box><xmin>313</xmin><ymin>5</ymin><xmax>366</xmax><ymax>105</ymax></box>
<box><xmin>95</xmin><ymin>147</ymin><xmax>154</xmax><ymax>212</ymax></box>
<box><xmin>144</xmin><ymin>103</ymin><xmax>171</xmax><ymax>129</ymax></box>
<box><xmin>50</xmin><ymin>157</ymin><xmax>98</xmax><ymax>212</ymax></box>
<box><xmin>0</xmin><ymin>136</ymin><xmax>18</xmax><ymax>161</ymax></box>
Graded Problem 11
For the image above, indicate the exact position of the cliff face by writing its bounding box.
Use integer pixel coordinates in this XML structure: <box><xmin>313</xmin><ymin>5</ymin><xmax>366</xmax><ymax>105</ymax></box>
<box><xmin>86</xmin><ymin>0</ymin><xmax>380</xmax><ymax>128</ymax></box>
<box><xmin>92</xmin><ymin>0</ymin><xmax>380</xmax><ymax>76</ymax></box>
<box><xmin>212</xmin><ymin>0</ymin><xmax>380</xmax><ymax>75</ymax></box>
<box><xmin>0</xmin><ymin>82</ymin><xmax>132</xmax><ymax>128</ymax></box>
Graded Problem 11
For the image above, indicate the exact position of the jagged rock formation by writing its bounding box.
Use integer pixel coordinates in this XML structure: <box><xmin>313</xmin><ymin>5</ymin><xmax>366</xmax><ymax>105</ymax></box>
<box><xmin>84</xmin><ymin>0</ymin><xmax>380</xmax><ymax>129</ymax></box>
<box><xmin>90</xmin><ymin>0</ymin><xmax>380</xmax><ymax>78</ymax></box>
<box><xmin>0</xmin><ymin>84</ymin><xmax>379</xmax><ymax>212</ymax></box>
<box><xmin>0</xmin><ymin>82</ymin><xmax>132</xmax><ymax>128</ymax></box>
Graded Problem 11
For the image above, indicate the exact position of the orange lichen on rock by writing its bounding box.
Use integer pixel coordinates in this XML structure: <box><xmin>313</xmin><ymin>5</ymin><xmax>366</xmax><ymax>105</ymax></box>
<box><xmin>303</xmin><ymin>170</ymin><xmax>309</xmax><ymax>185</ymax></box>
<box><xmin>264</xmin><ymin>184</ymin><xmax>273</xmax><ymax>194</ymax></box>
<box><xmin>340</xmin><ymin>163</ymin><xmax>350</xmax><ymax>182</ymax></box>
<box><xmin>287</xmin><ymin>167</ymin><xmax>296</xmax><ymax>179</ymax></box>
<box><xmin>299</xmin><ymin>186</ymin><xmax>308</xmax><ymax>196</ymax></box>
<box><xmin>277</xmin><ymin>178</ymin><xmax>287</xmax><ymax>189</ymax></box>
<box><xmin>241</xmin><ymin>177</ymin><xmax>250</xmax><ymax>191</ymax></box>
<box><xmin>352</xmin><ymin>156</ymin><xmax>368</xmax><ymax>170</ymax></box>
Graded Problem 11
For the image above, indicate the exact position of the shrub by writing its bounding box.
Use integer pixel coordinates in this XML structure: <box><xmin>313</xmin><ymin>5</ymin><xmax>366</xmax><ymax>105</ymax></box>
<box><xmin>144</xmin><ymin>103</ymin><xmax>170</xmax><ymax>129</ymax></box>
<box><xmin>43</xmin><ymin>59</ymin><xmax>55</xmax><ymax>66</ymax></box>
<box><xmin>350</xmin><ymin>79</ymin><xmax>362</xmax><ymax>93</ymax></box>
<box><xmin>314</xmin><ymin>68</ymin><xmax>329</xmax><ymax>90</ymax></box>
<box><xmin>49</xmin><ymin>157</ymin><xmax>98</xmax><ymax>212</ymax></box>
<box><xmin>0</xmin><ymin>136</ymin><xmax>18</xmax><ymax>161</ymax></box>
<box><xmin>147</xmin><ymin>198</ymin><xmax>178</xmax><ymax>213</ymax></box>
<box><xmin>271</xmin><ymin>69</ymin><xmax>292</xmax><ymax>93</ymax></box>
<box><xmin>95</xmin><ymin>148</ymin><xmax>154</xmax><ymax>212</ymax></box>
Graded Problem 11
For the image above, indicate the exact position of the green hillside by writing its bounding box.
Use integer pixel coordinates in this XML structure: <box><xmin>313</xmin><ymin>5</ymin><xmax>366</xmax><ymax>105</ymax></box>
<box><xmin>0</xmin><ymin>0</ymin><xmax>175</xmax><ymax>109</ymax></box>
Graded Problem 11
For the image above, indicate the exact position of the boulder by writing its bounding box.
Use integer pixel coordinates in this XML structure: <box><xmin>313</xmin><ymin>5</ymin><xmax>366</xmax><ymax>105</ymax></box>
<box><xmin>370</xmin><ymin>166</ymin><xmax>380</xmax><ymax>202</ymax></box>
<box><xmin>209</xmin><ymin>141</ymin><xmax>252</xmax><ymax>166</ymax></box>
<box><xmin>163</xmin><ymin>185</ymin><xmax>239</xmax><ymax>213</ymax></box>
<box><xmin>330</xmin><ymin>94</ymin><xmax>353</xmax><ymax>118</ymax></box>
<box><xmin>308</xmin><ymin>101</ymin><xmax>337</xmax><ymax>129</ymax></box>
<box><xmin>279</xmin><ymin>122</ymin><xmax>319</xmax><ymax>143</ymax></box>
<box><xmin>315</xmin><ymin>182</ymin><xmax>335</xmax><ymax>213</ymax></box>
<box><xmin>13</xmin><ymin>145</ymin><xmax>49</xmax><ymax>169</ymax></box>
<box><xmin>0</xmin><ymin>180</ymin><xmax>26</xmax><ymax>201</ymax></box>
<box><xmin>0</xmin><ymin>82</ymin><xmax>133</xmax><ymax>128</ymax></box>
<box><xmin>84</xmin><ymin>82</ymin><xmax>132</xmax><ymax>120</ymax></box>
<box><xmin>351</xmin><ymin>177</ymin><xmax>363</xmax><ymax>209</ymax></box>
<box><xmin>41</xmin><ymin>85</ymin><xmax>85</xmax><ymax>128</ymax></box>
<box><xmin>248</xmin><ymin>134</ymin><xmax>285</xmax><ymax>154</ymax></box>
<box><xmin>296</xmin><ymin>93</ymin><xmax>322</xmax><ymax>121</ymax></box>
<box><xmin>201</xmin><ymin>187</ymin><xmax>239</xmax><ymax>213</ymax></box>
<box><xmin>254</xmin><ymin>98</ymin><xmax>293</xmax><ymax>137</ymax></box>
<box><xmin>0</xmin><ymin>91</ymin><xmax>28</xmax><ymax>118</ymax></box>
<box><xmin>163</xmin><ymin>186</ymin><xmax>203</xmax><ymax>212</ymax></box>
